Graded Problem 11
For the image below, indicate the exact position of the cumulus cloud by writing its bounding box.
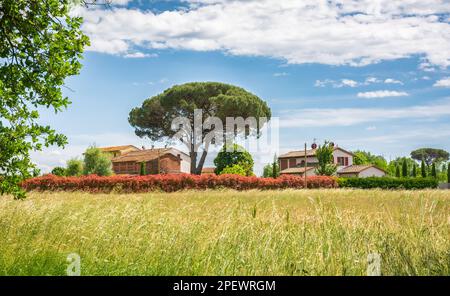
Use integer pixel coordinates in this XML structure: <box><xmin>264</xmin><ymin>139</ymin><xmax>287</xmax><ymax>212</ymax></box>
<box><xmin>384</xmin><ymin>78</ymin><xmax>403</xmax><ymax>84</ymax></box>
<box><xmin>433</xmin><ymin>77</ymin><xmax>450</xmax><ymax>87</ymax></box>
<box><xmin>314</xmin><ymin>78</ymin><xmax>359</xmax><ymax>87</ymax></box>
<box><xmin>279</xmin><ymin>99</ymin><xmax>450</xmax><ymax>127</ymax></box>
<box><xmin>357</xmin><ymin>90</ymin><xmax>409</xmax><ymax>98</ymax></box>
<box><xmin>74</xmin><ymin>0</ymin><xmax>450</xmax><ymax>67</ymax></box>
<box><xmin>273</xmin><ymin>72</ymin><xmax>289</xmax><ymax>77</ymax></box>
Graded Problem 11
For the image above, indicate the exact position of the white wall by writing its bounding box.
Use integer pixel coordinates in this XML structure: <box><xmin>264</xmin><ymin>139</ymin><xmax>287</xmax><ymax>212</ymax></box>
<box><xmin>333</xmin><ymin>149</ymin><xmax>353</xmax><ymax>170</ymax></box>
<box><xmin>358</xmin><ymin>167</ymin><xmax>386</xmax><ymax>178</ymax></box>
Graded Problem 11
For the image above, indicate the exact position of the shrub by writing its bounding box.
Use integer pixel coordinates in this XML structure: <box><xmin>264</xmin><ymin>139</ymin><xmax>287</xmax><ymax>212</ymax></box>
<box><xmin>51</xmin><ymin>167</ymin><xmax>66</xmax><ymax>176</ymax></box>
<box><xmin>337</xmin><ymin>177</ymin><xmax>438</xmax><ymax>190</ymax></box>
<box><xmin>83</xmin><ymin>146</ymin><xmax>112</xmax><ymax>176</ymax></box>
<box><xmin>214</xmin><ymin>144</ymin><xmax>254</xmax><ymax>176</ymax></box>
<box><xmin>220</xmin><ymin>164</ymin><xmax>247</xmax><ymax>176</ymax></box>
<box><xmin>21</xmin><ymin>174</ymin><xmax>338</xmax><ymax>193</ymax></box>
<box><xmin>66</xmin><ymin>158</ymin><xmax>83</xmax><ymax>176</ymax></box>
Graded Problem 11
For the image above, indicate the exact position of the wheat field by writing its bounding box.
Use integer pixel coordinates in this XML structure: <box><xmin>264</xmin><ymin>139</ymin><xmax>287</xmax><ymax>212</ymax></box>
<box><xmin>0</xmin><ymin>189</ymin><xmax>449</xmax><ymax>275</ymax></box>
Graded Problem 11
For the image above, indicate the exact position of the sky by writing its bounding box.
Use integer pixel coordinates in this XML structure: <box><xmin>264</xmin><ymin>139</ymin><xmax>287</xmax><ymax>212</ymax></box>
<box><xmin>32</xmin><ymin>0</ymin><xmax>450</xmax><ymax>175</ymax></box>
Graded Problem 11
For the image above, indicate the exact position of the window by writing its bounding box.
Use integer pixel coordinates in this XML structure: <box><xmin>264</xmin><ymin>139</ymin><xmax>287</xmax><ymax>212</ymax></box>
<box><xmin>337</xmin><ymin>157</ymin><xmax>349</xmax><ymax>166</ymax></box>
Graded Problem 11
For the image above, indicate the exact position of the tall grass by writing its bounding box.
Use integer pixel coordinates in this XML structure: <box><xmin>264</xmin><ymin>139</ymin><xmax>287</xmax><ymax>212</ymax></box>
<box><xmin>0</xmin><ymin>189</ymin><xmax>448</xmax><ymax>275</ymax></box>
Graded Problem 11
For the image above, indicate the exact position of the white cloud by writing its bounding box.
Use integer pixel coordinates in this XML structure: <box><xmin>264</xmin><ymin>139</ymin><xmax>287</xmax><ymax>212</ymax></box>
<box><xmin>384</xmin><ymin>78</ymin><xmax>403</xmax><ymax>85</ymax></box>
<box><xmin>357</xmin><ymin>90</ymin><xmax>409</xmax><ymax>98</ymax></box>
<box><xmin>74</xmin><ymin>1</ymin><xmax>450</xmax><ymax>67</ymax></box>
<box><xmin>273</xmin><ymin>72</ymin><xmax>289</xmax><ymax>77</ymax></box>
<box><xmin>339</xmin><ymin>79</ymin><xmax>358</xmax><ymax>88</ymax></box>
<box><xmin>433</xmin><ymin>77</ymin><xmax>450</xmax><ymax>87</ymax></box>
<box><xmin>279</xmin><ymin>99</ymin><xmax>450</xmax><ymax>128</ymax></box>
<box><xmin>364</xmin><ymin>77</ymin><xmax>382</xmax><ymax>84</ymax></box>
<box><xmin>124</xmin><ymin>52</ymin><xmax>158</xmax><ymax>58</ymax></box>
<box><xmin>366</xmin><ymin>126</ymin><xmax>377</xmax><ymax>131</ymax></box>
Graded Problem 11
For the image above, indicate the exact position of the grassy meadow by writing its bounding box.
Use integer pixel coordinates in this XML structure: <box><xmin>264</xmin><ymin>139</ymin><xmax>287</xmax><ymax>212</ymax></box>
<box><xmin>0</xmin><ymin>189</ymin><xmax>449</xmax><ymax>276</ymax></box>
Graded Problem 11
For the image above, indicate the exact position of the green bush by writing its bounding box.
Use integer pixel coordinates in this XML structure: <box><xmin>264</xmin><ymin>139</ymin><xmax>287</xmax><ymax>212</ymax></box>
<box><xmin>214</xmin><ymin>144</ymin><xmax>254</xmax><ymax>176</ymax></box>
<box><xmin>337</xmin><ymin>177</ymin><xmax>438</xmax><ymax>190</ymax></box>
<box><xmin>51</xmin><ymin>167</ymin><xmax>66</xmax><ymax>176</ymax></box>
<box><xmin>83</xmin><ymin>146</ymin><xmax>112</xmax><ymax>176</ymax></box>
<box><xmin>66</xmin><ymin>158</ymin><xmax>83</xmax><ymax>176</ymax></box>
<box><xmin>219</xmin><ymin>164</ymin><xmax>247</xmax><ymax>176</ymax></box>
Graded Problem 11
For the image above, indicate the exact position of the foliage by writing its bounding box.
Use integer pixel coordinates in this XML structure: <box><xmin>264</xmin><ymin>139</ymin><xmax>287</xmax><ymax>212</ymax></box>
<box><xmin>128</xmin><ymin>82</ymin><xmax>271</xmax><ymax>174</ymax></box>
<box><xmin>140</xmin><ymin>162</ymin><xmax>146</xmax><ymax>176</ymax></box>
<box><xmin>337</xmin><ymin>177</ymin><xmax>438</xmax><ymax>190</ymax></box>
<box><xmin>412</xmin><ymin>164</ymin><xmax>417</xmax><ymax>178</ymax></box>
<box><xmin>395</xmin><ymin>166</ymin><xmax>400</xmax><ymax>178</ymax></box>
<box><xmin>262</xmin><ymin>154</ymin><xmax>280</xmax><ymax>178</ymax></box>
<box><xmin>387</xmin><ymin>157</ymin><xmax>415</xmax><ymax>176</ymax></box>
<box><xmin>21</xmin><ymin>174</ymin><xmax>338</xmax><ymax>193</ymax></box>
<box><xmin>219</xmin><ymin>164</ymin><xmax>247</xmax><ymax>176</ymax></box>
<box><xmin>421</xmin><ymin>160</ymin><xmax>427</xmax><ymax>178</ymax></box>
<box><xmin>411</xmin><ymin>148</ymin><xmax>449</xmax><ymax>166</ymax></box>
<box><xmin>401</xmin><ymin>159</ymin><xmax>408</xmax><ymax>177</ymax></box>
<box><xmin>83</xmin><ymin>146</ymin><xmax>112</xmax><ymax>176</ymax></box>
<box><xmin>0</xmin><ymin>0</ymin><xmax>89</xmax><ymax>198</ymax></box>
<box><xmin>51</xmin><ymin>167</ymin><xmax>66</xmax><ymax>177</ymax></box>
<box><xmin>315</xmin><ymin>141</ymin><xmax>337</xmax><ymax>176</ymax></box>
<box><xmin>353</xmin><ymin>150</ymin><xmax>388</xmax><ymax>171</ymax></box>
<box><xmin>65</xmin><ymin>158</ymin><xmax>83</xmax><ymax>176</ymax></box>
<box><xmin>214</xmin><ymin>144</ymin><xmax>254</xmax><ymax>176</ymax></box>
<box><xmin>431</xmin><ymin>163</ymin><xmax>437</xmax><ymax>178</ymax></box>
<box><xmin>448</xmin><ymin>164</ymin><xmax>450</xmax><ymax>183</ymax></box>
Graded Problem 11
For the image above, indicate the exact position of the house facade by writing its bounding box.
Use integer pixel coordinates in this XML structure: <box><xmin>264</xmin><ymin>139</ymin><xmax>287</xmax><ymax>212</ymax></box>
<box><xmin>103</xmin><ymin>147</ymin><xmax>191</xmax><ymax>175</ymax></box>
<box><xmin>279</xmin><ymin>145</ymin><xmax>386</xmax><ymax>178</ymax></box>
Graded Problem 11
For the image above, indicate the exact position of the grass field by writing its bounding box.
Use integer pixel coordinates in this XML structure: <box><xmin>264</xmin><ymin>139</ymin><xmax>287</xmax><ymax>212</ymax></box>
<box><xmin>0</xmin><ymin>189</ymin><xmax>449</xmax><ymax>275</ymax></box>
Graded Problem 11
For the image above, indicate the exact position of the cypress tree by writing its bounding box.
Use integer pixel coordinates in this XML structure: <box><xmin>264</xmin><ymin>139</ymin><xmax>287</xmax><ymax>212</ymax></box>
<box><xmin>421</xmin><ymin>159</ymin><xmax>426</xmax><ymax>178</ymax></box>
<box><xmin>402</xmin><ymin>159</ymin><xmax>408</xmax><ymax>177</ymax></box>
<box><xmin>395</xmin><ymin>165</ymin><xmax>400</xmax><ymax>178</ymax></box>
<box><xmin>412</xmin><ymin>163</ymin><xmax>417</xmax><ymax>177</ymax></box>
<box><xmin>140</xmin><ymin>162</ymin><xmax>146</xmax><ymax>176</ymax></box>
<box><xmin>447</xmin><ymin>163</ymin><xmax>450</xmax><ymax>183</ymax></box>
<box><xmin>431</xmin><ymin>163</ymin><xmax>437</xmax><ymax>178</ymax></box>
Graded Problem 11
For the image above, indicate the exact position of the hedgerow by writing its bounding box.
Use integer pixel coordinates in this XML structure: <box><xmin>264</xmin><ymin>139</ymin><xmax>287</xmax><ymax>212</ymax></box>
<box><xmin>21</xmin><ymin>174</ymin><xmax>338</xmax><ymax>193</ymax></box>
<box><xmin>337</xmin><ymin>177</ymin><xmax>438</xmax><ymax>189</ymax></box>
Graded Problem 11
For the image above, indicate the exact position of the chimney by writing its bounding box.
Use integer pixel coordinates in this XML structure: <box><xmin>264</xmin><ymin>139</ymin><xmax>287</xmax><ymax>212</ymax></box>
<box><xmin>142</xmin><ymin>145</ymin><xmax>146</xmax><ymax>150</ymax></box>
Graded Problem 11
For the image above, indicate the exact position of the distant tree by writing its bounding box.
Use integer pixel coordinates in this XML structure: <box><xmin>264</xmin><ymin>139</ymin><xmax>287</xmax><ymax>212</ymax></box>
<box><xmin>315</xmin><ymin>141</ymin><xmax>337</xmax><ymax>176</ymax></box>
<box><xmin>387</xmin><ymin>157</ymin><xmax>415</xmax><ymax>176</ymax></box>
<box><xmin>421</xmin><ymin>160</ymin><xmax>427</xmax><ymax>178</ymax></box>
<box><xmin>219</xmin><ymin>164</ymin><xmax>247</xmax><ymax>176</ymax></box>
<box><xmin>263</xmin><ymin>154</ymin><xmax>280</xmax><ymax>178</ymax></box>
<box><xmin>353</xmin><ymin>150</ymin><xmax>388</xmax><ymax>170</ymax></box>
<box><xmin>431</xmin><ymin>163</ymin><xmax>437</xmax><ymax>178</ymax></box>
<box><xmin>128</xmin><ymin>82</ymin><xmax>271</xmax><ymax>174</ymax></box>
<box><xmin>140</xmin><ymin>162</ymin><xmax>146</xmax><ymax>176</ymax></box>
<box><xmin>214</xmin><ymin>144</ymin><xmax>254</xmax><ymax>176</ymax></box>
<box><xmin>411</xmin><ymin>148</ymin><xmax>449</xmax><ymax>166</ymax></box>
<box><xmin>395</xmin><ymin>165</ymin><xmax>401</xmax><ymax>178</ymax></box>
<box><xmin>83</xmin><ymin>146</ymin><xmax>112</xmax><ymax>176</ymax></box>
<box><xmin>402</xmin><ymin>159</ymin><xmax>408</xmax><ymax>177</ymax></box>
<box><xmin>448</xmin><ymin>163</ymin><xmax>450</xmax><ymax>183</ymax></box>
<box><xmin>66</xmin><ymin>158</ymin><xmax>83</xmax><ymax>176</ymax></box>
<box><xmin>412</xmin><ymin>164</ymin><xmax>417</xmax><ymax>177</ymax></box>
<box><xmin>51</xmin><ymin>167</ymin><xmax>66</xmax><ymax>177</ymax></box>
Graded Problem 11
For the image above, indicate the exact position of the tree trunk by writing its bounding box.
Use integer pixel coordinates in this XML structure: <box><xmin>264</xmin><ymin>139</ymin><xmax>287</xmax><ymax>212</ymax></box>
<box><xmin>195</xmin><ymin>149</ymin><xmax>208</xmax><ymax>175</ymax></box>
<box><xmin>190</xmin><ymin>150</ymin><xmax>197</xmax><ymax>174</ymax></box>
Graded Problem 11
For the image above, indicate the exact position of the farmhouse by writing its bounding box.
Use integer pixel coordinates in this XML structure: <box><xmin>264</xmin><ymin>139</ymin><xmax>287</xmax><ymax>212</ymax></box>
<box><xmin>278</xmin><ymin>144</ymin><xmax>386</xmax><ymax>178</ymax></box>
<box><xmin>100</xmin><ymin>147</ymin><xmax>191</xmax><ymax>175</ymax></box>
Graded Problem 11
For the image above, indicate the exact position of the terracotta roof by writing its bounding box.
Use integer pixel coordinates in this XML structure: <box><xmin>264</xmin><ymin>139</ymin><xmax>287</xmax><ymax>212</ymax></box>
<box><xmin>280</xmin><ymin>167</ymin><xmax>315</xmax><ymax>174</ymax></box>
<box><xmin>337</xmin><ymin>165</ymin><xmax>385</xmax><ymax>174</ymax></box>
<box><xmin>99</xmin><ymin>145</ymin><xmax>140</xmax><ymax>152</ymax></box>
<box><xmin>112</xmin><ymin>148</ymin><xmax>172</xmax><ymax>163</ymax></box>
<box><xmin>279</xmin><ymin>147</ymin><xmax>355</xmax><ymax>158</ymax></box>
<box><xmin>201</xmin><ymin>167</ymin><xmax>216</xmax><ymax>174</ymax></box>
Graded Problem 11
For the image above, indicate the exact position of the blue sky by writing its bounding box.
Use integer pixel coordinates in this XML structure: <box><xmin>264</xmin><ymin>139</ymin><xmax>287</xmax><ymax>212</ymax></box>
<box><xmin>33</xmin><ymin>0</ymin><xmax>450</xmax><ymax>174</ymax></box>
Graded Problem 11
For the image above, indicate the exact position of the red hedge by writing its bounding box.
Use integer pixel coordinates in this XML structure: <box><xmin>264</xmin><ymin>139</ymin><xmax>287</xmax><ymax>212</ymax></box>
<box><xmin>21</xmin><ymin>174</ymin><xmax>338</xmax><ymax>193</ymax></box>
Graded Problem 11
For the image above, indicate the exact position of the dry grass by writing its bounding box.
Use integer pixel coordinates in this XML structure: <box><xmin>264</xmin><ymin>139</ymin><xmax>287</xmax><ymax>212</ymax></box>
<box><xmin>0</xmin><ymin>189</ymin><xmax>449</xmax><ymax>275</ymax></box>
